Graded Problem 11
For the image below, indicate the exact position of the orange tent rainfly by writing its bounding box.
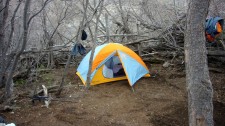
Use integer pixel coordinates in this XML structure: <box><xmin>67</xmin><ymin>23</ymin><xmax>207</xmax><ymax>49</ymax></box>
<box><xmin>76</xmin><ymin>43</ymin><xmax>150</xmax><ymax>86</ymax></box>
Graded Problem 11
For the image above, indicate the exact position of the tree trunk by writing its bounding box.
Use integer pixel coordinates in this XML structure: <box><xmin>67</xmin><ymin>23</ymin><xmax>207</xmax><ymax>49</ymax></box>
<box><xmin>0</xmin><ymin>0</ymin><xmax>6</xmax><ymax>87</ymax></box>
<box><xmin>185</xmin><ymin>0</ymin><xmax>213</xmax><ymax>126</ymax></box>
<box><xmin>208</xmin><ymin>0</ymin><xmax>225</xmax><ymax>32</ymax></box>
<box><xmin>105</xmin><ymin>13</ymin><xmax>110</xmax><ymax>43</ymax></box>
<box><xmin>0</xmin><ymin>0</ymin><xmax>10</xmax><ymax>87</ymax></box>
<box><xmin>208</xmin><ymin>0</ymin><xmax>225</xmax><ymax>19</ymax></box>
<box><xmin>86</xmin><ymin>0</ymin><xmax>104</xmax><ymax>88</ymax></box>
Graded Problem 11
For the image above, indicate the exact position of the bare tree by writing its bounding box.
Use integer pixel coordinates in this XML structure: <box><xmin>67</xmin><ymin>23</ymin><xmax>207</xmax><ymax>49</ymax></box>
<box><xmin>56</xmin><ymin>0</ymin><xmax>89</xmax><ymax>96</ymax></box>
<box><xmin>42</xmin><ymin>1</ymin><xmax>69</xmax><ymax>68</ymax></box>
<box><xmin>86</xmin><ymin>0</ymin><xmax>104</xmax><ymax>88</ymax></box>
<box><xmin>1</xmin><ymin>0</ymin><xmax>51</xmax><ymax>102</ymax></box>
<box><xmin>185</xmin><ymin>0</ymin><xmax>213</xmax><ymax>125</ymax></box>
<box><xmin>0</xmin><ymin>0</ymin><xmax>10</xmax><ymax>88</ymax></box>
<box><xmin>56</xmin><ymin>0</ymin><xmax>105</xmax><ymax>95</ymax></box>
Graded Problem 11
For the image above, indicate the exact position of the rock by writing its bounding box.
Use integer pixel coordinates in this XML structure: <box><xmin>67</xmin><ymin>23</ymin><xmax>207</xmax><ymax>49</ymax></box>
<box><xmin>163</xmin><ymin>61</ymin><xmax>170</xmax><ymax>68</ymax></box>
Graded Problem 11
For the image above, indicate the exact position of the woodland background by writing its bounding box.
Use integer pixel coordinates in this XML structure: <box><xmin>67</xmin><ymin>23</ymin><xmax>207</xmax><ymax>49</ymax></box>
<box><xmin>0</xmin><ymin>0</ymin><xmax>225</xmax><ymax>125</ymax></box>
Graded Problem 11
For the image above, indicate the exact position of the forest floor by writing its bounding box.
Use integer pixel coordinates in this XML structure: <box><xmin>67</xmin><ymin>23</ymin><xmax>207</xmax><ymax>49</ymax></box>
<box><xmin>1</xmin><ymin>63</ymin><xmax>225</xmax><ymax>126</ymax></box>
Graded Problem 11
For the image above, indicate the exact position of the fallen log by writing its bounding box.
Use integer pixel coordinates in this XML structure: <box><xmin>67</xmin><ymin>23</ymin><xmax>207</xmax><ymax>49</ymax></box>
<box><xmin>207</xmin><ymin>50</ymin><xmax>225</xmax><ymax>56</ymax></box>
<box><xmin>208</xmin><ymin>56</ymin><xmax>225</xmax><ymax>63</ymax></box>
<box><xmin>125</xmin><ymin>38</ymin><xmax>159</xmax><ymax>45</ymax></box>
<box><xmin>143</xmin><ymin>57</ymin><xmax>165</xmax><ymax>64</ymax></box>
<box><xmin>13</xmin><ymin>69</ymin><xmax>53</xmax><ymax>80</ymax></box>
<box><xmin>209</xmin><ymin>67</ymin><xmax>224</xmax><ymax>73</ymax></box>
<box><xmin>141</xmin><ymin>52</ymin><xmax>158</xmax><ymax>57</ymax></box>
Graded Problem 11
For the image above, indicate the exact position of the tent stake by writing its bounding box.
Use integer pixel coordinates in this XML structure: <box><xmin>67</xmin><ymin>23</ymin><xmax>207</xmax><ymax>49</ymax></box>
<box><xmin>131</xmin><ymin>87</ymin><xmax>135</xmax><ymax>93</ymax></box>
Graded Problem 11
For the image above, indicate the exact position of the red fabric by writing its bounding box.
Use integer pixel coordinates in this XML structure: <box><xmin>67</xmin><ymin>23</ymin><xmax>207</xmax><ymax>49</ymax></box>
<box><xmin>206</xmin><ymin>33</ymin><xmax>215</xmax><ymax>42</ymax></box>
<box><xmin>206</xmin><ymin>23</ymin><xmax>222</xmax><ymax>42</ymax></box>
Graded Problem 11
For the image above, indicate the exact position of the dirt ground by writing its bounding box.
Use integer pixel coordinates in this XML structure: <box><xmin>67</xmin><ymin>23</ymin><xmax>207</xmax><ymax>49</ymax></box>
<box><xmin>1</xmin><ymin>64</ymin><xmax>225</xmax><ymax>126</ymax></box>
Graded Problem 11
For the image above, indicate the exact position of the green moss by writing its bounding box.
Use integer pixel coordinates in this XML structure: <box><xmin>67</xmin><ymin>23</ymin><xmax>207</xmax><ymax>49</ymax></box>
<box><xmin>15</xmin><ymin>79</ymin><xmax>26</xmax><ymax>86</ymax></box>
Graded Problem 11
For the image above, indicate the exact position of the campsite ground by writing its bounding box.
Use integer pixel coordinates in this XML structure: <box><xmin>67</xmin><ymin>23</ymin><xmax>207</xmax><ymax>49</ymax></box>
<box><xmin>1</xmin><ymin>63</ymin><xmax>225</xmax><ymax>126</ymax></box>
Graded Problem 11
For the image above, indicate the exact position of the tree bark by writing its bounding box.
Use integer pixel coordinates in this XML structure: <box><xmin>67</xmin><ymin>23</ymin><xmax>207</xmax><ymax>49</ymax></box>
<box><xmin>185</xmin><ymin>0</ymin><xmax>213</xmax><ymax>126</ymax></box>
<box><xmin>209</xmin><ymin>0</ymin><xmax>225</xmax><ymax>30</ymax></box>
<box><xmin>105</xmin><ymin>13</ymin><xmax>110</xmax><ymax>43</ymax></box>
<box><xmin>208</xmin><ymin>0</ymin><xmax>225</xmax><ymax>19</ymax></box>
<box><xmin>0</xmin><ymin>0</ymin><xmax>10</xmax><ymax>87</ymax></box>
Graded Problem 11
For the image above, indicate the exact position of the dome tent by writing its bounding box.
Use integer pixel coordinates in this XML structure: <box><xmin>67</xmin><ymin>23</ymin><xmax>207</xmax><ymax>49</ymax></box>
<box><xmin>76</xmin><ymin>43</ymin><xmax>150</xmax><ymax>86</ymax></box>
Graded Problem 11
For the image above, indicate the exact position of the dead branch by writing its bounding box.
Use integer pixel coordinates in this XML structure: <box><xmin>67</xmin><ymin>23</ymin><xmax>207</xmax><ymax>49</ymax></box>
<box><xmin>207</xmin><ymin>50</ymin><xmax>225</xmax><ymax>56</ymax></box>
<box><xmin>37</xmin><ymin>85</ymin><xmax>59</xmax><ymax>95</ymax></box>
<box><xmin>125</xmin><ymin>38</ymin><xmax>159</xmax><ymax>45</ymax></box>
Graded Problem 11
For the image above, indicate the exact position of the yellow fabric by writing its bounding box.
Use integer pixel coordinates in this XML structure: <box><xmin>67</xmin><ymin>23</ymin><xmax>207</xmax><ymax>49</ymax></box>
<box><xmin>91</xmin><ymin>43</ymin><xmax>148</xmax><ymax>72</ymax></box>
<box><xmin>77</xmin><ymin>65</ymin><xmax>150</xmax><ymax>85</ymax></box>
<box><xmin>76</xmin><ymin>72</ymin><xmax>86</xmax><ymax>85</ymax></box>
<box><xmin>145</xmin><ymin>74</ymin><xmax>150</xmax><ymax>77</ymax></box>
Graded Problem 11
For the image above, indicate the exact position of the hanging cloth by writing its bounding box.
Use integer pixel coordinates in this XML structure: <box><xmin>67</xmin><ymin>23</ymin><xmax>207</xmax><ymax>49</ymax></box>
<box><xmin>81</xmin><ymin>30</ymin><xmax>87</xmax><ymax>40</ymax></box>
<box><xmin>71</xmin><ymin>43</ymin><xmax>86</xmax><ymax>56</ymax></box>
<box><xmin>205</xmin><ymin>16</ymin><xmax>224</xmax><ymax>42</ymax></box>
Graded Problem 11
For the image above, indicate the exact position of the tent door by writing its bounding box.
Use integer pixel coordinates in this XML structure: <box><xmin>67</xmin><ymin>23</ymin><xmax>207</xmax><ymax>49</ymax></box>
<box><xmin>102</xmin><ymin>55</ymin><xmax>126</xmax><ymax>78</ymax></box>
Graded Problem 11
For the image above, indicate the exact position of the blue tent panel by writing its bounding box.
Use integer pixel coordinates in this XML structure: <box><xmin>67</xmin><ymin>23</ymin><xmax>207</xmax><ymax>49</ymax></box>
<box><xmin>118</xmin><ymin>51</ymin><xmax>149</xmax><ymax>86</ymax></box>
<box><xmin>77</xmin><ymin>44</ymin><xmax>108</xmax><ymax>82</ymax></box>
